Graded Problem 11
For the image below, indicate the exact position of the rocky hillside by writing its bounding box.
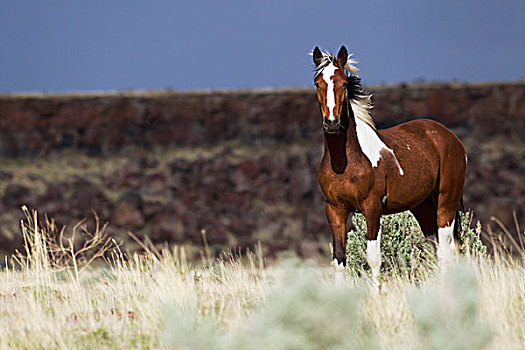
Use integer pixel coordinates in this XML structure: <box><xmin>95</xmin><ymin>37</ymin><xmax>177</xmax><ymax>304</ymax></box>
<box><xmin>0</xmin><ymin>82</ymin><xmax>523</xmax><ymax>257</ymax></box>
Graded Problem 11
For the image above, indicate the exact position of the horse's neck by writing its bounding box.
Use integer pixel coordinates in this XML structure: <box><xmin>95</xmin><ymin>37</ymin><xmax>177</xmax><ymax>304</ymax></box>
<box><xmin>324</xmin><ymin>102</ymin><xmax>365</xmax><ymax>174</ymax></box>
<box><xmin>325</xmin><ymin>132</ymin><xmax>348</xmax><ymax>174</ymax></box>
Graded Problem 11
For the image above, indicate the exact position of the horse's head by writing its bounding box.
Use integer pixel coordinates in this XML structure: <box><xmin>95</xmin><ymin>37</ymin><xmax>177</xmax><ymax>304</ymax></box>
<box><xmin>312</xmin><ymin>46</ymin><xmax>350</xmax><ymax>133</ymax></box>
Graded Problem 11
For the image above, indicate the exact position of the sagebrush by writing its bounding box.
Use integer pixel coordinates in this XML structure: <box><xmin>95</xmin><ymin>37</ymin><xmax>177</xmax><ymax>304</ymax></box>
<box><xmin>346</xmin><ymin>211</ymin><xmax>487</xmax><ymax>279</ymax></box>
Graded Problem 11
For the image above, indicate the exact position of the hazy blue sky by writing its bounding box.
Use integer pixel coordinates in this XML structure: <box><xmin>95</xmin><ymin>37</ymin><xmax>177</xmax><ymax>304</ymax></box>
<box><xmin>1</xmin><ymin>1</ymin><xmax>524</xmax><ymax>93</ymax></box>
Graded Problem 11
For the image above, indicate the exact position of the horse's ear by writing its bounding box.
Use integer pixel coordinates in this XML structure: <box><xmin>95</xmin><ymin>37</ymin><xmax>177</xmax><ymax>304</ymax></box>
<box><xmin>337</xmin><ymin>45</ymin><xmax>348</xmax><ymax>67</ymax></box>
<box><xmin>313</xmin><ymin>47</ymin><xmax>323</xmax><ymax>67</ymax></box>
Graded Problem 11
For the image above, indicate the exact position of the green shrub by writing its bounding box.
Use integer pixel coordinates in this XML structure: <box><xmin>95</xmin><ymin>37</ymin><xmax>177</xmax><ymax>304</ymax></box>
<box><xmin>346</xmin><ymin>211</ymin><xmax>487</xmax><ymax>279</ymax></box>
<box><xmin>456</xmin><ymin>212</ymin><xmax>487</xmax><ymax>258</ymax></box>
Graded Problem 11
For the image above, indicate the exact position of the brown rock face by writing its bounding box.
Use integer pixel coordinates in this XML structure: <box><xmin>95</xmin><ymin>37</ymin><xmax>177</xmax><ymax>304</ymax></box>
<box><xmin>2</xmin><ymin>183</ymin><xmax>32</xmax><ymax>207</ymax></box>
<box><xmin>113</xmin><ymin>201</ymin><xmax>145</xmax><ymax>228</ymax></box>
<box><xmin>113</xmin><ymin>191</ymin><xmax>144</xmax><ymax>228</ymax></box>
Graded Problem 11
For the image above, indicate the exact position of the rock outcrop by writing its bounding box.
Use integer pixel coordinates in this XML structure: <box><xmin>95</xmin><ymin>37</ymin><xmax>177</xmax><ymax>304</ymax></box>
<box><xmin>0</xmin><ymin>82</ymin><xmax>523</xmax><ymax>257</ymax></box>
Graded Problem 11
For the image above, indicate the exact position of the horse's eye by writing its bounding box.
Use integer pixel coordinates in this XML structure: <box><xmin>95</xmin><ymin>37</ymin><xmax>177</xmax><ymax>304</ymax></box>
<box><xmin>342</xmin><ymin>82</ymin><xmax>348</xmax><ymax>88</ymax></box>
<box><xmin>315</xmin><ymin>83</ymin><xmax>320</xmax><ymax>88</ymax></box>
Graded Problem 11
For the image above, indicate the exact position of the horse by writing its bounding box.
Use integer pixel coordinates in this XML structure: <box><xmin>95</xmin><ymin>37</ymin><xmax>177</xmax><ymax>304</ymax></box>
<box><xmin>312</xmin><ymin>46</ymin><xmax>467</xmax><ymax>283</ymax></box>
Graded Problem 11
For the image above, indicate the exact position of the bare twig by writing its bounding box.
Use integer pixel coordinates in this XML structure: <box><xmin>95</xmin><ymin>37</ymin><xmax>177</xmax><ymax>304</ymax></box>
<box><xmin>16</xmin><ymin>208</ymin><xmax>116</xmax><ymax>275</ymax></box>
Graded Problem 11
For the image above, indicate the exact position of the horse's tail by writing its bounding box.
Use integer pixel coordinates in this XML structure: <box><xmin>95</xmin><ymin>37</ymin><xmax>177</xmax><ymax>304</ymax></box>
<box><xmin>453</xmin><ymin>193</ymin><xmax>464</xmax><ymax>244</ymax></box>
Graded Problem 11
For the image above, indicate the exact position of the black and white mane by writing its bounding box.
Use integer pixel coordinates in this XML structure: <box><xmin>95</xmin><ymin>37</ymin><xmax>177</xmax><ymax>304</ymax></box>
<box><xmin>312</xmin><ymin>50</ymin><xmax>375</xmax><ymax>129</ymax></box>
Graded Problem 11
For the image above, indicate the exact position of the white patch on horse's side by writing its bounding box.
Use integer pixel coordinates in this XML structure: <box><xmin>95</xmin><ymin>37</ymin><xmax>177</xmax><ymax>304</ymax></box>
<box><xmin>407</xmin><ymin>145</ymin><xmax>411</xmax><ymax>150</ymax></box>
<box><xmin>354</xmin><ymin>116</ymin><xmax>404</xmax><ymax>175</ymax></box>
<box><xmin>322</xmin><ymin>63</ymin><xmax>338</xmax><ymax>120</ymax></box>
<box><xmin>437</xmin><ymin>219</ymin><xmax>456</xmax><ymax>267</ymax></box>
<box><xmin>366</xmin><ymin>227</ymin><xmax>382</xmax><ymax>288</ymax></box>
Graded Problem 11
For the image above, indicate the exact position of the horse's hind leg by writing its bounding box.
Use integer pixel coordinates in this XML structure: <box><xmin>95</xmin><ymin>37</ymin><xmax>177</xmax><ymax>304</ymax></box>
<box><xmin>435</xmin><ymin>194</ymin><xmax>459</xmax><ymax>267</ymax></box>
<box><xmin>412</xmin><ymin>195</ymin><xmax>457</xmax><ymax>267</ymax></box>
<box><xmin>412</xmin><ymin>195</ymin><xmax>459</xmax><ymax>267</ymax></box>
<box><xmin>435</xmin><ymin>173</ymin><xmax>465</xmax><ymax>266</ymax></box>
<box><xmin>410</xmin><ymin>196</ymin><xmax>438</xmax><ymax>237</ymax></box>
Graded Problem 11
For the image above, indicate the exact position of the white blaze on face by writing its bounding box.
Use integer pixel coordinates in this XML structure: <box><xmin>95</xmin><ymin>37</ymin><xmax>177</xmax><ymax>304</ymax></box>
<box><xmin>322</xmin><ymin>63</ymin><xmax>339</xmax><ymax>121</ymax></box>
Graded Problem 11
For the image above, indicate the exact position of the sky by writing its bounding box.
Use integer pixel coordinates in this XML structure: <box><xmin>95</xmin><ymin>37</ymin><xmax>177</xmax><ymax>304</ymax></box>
<box><xmin>1</xmin><ymin>1</ymin><xmax>524</xmax><ymax>93</ymax></box>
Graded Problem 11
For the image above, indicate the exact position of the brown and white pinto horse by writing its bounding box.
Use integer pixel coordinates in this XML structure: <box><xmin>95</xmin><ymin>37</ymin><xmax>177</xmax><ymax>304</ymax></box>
<box><xmin>312</xmin><ymin>46</ymin><xmax>467</xmax><ymax>282</ymax></box>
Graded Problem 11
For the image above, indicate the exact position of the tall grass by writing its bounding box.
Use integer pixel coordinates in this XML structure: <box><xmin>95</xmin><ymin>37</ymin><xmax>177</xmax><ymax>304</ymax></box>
<box><xmin>0</xmin><ymin>209</ymin><xmax>524</xmax><ymax>349</ymax></box>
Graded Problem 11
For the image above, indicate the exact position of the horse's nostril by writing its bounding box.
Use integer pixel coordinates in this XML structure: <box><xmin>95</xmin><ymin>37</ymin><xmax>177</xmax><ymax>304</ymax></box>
<box><xmin>323</xmin><ymin>117</ymin><xmax>340</xmax><ymax>131</ymax></box>
<box><xmin>324</xmin><ymin>117</ymin><xmax>339</xmax><ymax>126</ymax></box>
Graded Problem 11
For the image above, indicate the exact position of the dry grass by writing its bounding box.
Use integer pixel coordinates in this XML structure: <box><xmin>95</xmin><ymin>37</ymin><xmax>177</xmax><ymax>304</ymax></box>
<box><xmin>0</xmin><ymin>210</ymin><xmax>524</xmax><ymax>349</ymax></box>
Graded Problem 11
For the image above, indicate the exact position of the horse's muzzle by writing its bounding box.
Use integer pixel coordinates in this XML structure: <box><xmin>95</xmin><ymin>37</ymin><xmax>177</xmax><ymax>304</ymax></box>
<box><xmin>323</xmin><ymin>117</ymin><xmax>341</xmax><ymax>133</ymax></box>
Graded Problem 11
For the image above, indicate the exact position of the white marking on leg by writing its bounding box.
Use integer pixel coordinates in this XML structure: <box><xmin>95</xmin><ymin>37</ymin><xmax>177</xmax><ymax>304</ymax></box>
<box><xmin>322</xmin><ymin>63</ymin><xmax>339</xmax><ymax>119</ymax></box>
<box><xmin>437</xmin><ymin>219</ymin><xmax>456</xmax><ymax>267</ymax></box>
<box><xmin>354</xmin><ymin>117</ymin><xmax>404</xmax><ymax>175</ymax></box>
<box><xmin>332</xmin><ymin>258</ymin><xmax>346</xmax><ymax>286</ymax></box>
<box><xmin>381</xmin><ymin>195</ymin><xmax>387</xmax><ymax>205</ymax></box>
<box><xmin>366</xmin><ymin>228</ymin><xmax>382</xmax><ymax>288</ymax></box>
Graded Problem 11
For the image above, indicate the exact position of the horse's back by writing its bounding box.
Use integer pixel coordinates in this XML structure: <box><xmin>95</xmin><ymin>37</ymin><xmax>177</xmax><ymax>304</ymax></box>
<box><xmin>381</xmin><ymin>118</ymin><xmax>466</xmax><ymax>160</ymax></box>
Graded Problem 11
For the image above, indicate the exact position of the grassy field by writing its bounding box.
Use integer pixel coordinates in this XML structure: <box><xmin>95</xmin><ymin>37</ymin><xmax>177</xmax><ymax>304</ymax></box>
<box><xmin>0</xmin><ymin>209</ymin><xmax>524</xmax><ymax>349</ymax></box>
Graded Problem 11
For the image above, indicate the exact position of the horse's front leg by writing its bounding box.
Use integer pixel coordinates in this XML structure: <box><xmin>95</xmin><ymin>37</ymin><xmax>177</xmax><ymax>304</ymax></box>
<box><xmin>363</xmin><ymin>205</ymin><xmax>382</xmax><ymax>288</ymax></box>
<box><xmin>325</xmin><ymin>202</ymin><xmax>349</xmax><ymax>285</ymax></box>
<box><xmin>325</xmin><ymin>202</ymin><xmax>350</xmax><ymax>267</ymax></box>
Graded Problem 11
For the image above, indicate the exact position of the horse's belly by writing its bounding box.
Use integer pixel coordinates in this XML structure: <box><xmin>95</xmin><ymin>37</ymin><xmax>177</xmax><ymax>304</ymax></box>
<box><xmin>383</xmin><ymin>160</ymin><xmax>438</xmax><ymax>213</ymax></box>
